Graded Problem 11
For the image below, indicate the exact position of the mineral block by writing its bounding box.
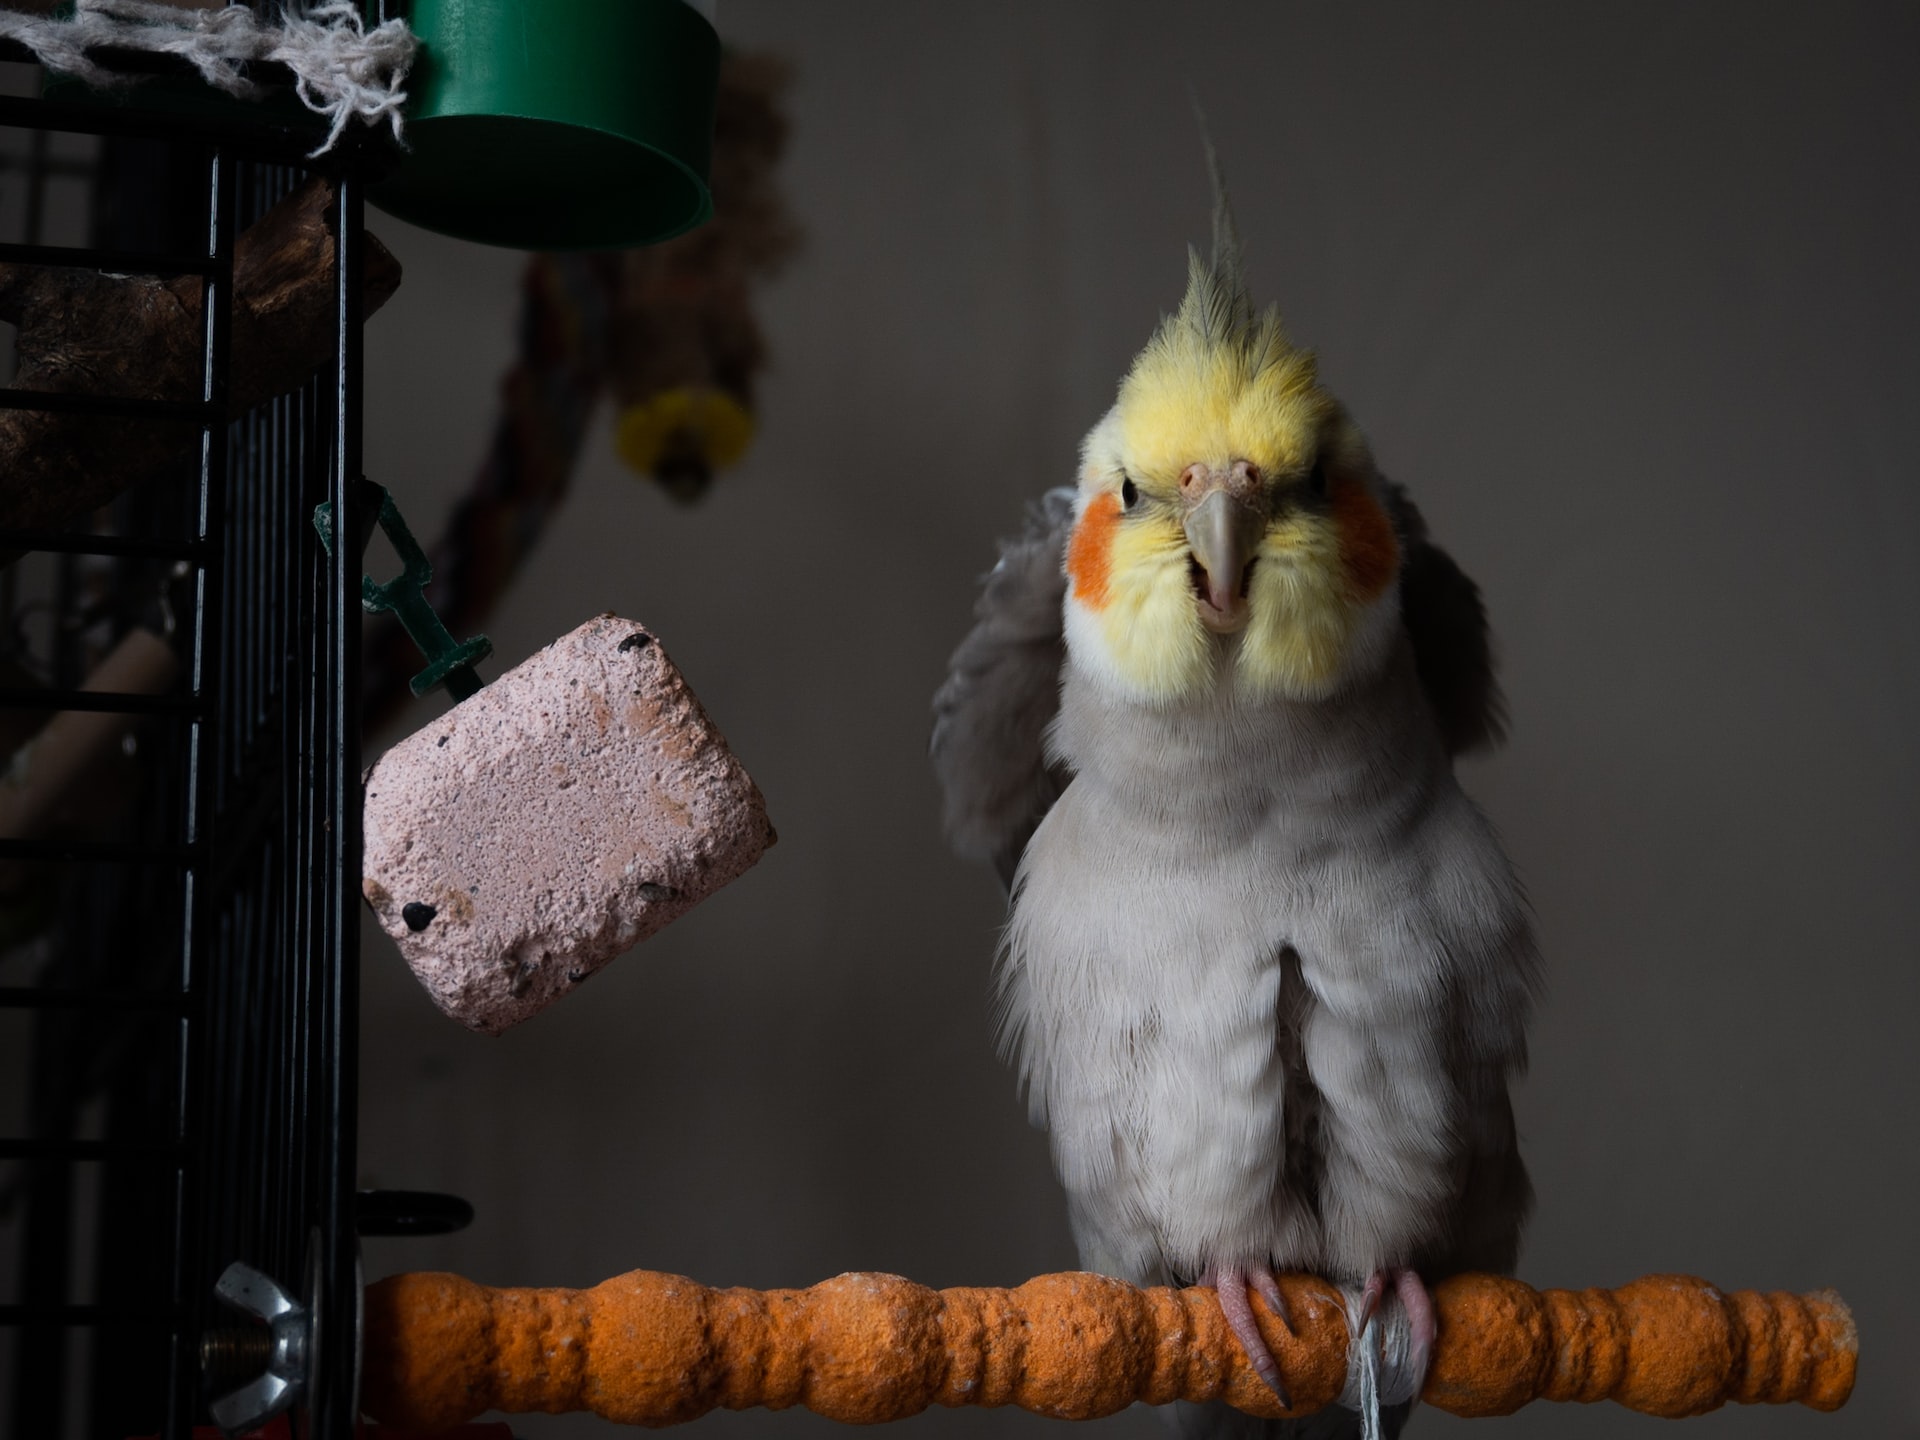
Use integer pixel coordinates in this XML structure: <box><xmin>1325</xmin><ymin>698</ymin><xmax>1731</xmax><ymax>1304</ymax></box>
<box><xmin>362</xmin><ymin>614</ymin><xmax>774</xmax><ymax>1034</ymax></box>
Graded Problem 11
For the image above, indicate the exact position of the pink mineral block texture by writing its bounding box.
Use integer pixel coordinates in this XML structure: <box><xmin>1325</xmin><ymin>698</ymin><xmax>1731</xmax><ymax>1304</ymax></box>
<box><xmin>361</xmin><ymin>614</ymin><xmax>775</xmax><ymax>1034</ymax></box>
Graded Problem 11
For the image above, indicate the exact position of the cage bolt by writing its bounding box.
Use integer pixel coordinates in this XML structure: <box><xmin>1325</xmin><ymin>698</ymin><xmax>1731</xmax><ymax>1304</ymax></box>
<box><xmin>199</xmin><ymin>1325</ymin><xmax>274</xmax><ymax>1391</ymax></box>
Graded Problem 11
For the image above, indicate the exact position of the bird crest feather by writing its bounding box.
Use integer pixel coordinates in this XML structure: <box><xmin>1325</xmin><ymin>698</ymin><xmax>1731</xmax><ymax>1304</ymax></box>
<box><xmin>1117</xmin><ymin>113</ymin><xmax>1324</xmax><ymax>480</ymax></box>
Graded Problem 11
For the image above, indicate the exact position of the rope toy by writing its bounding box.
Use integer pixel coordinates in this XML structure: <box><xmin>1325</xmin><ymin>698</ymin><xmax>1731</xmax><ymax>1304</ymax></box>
<box><xmin>0</xmin><ymin>0</ymin><xmax>417</xmax><ymax>154</ymax></box>
<box><xmin>357</xmin><ymin>53</ymin><xmax>800</xmax><ymax>732</ymax></box>
<box><xmin>360</xmin><ymin>1267</ymin><xmax>1855</xmax><ymax>1429</ymax></box>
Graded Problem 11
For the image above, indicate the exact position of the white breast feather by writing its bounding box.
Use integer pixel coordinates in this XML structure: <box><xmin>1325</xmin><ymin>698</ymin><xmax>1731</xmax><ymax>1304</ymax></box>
<box><xmin>999</xmin><ymin>643</ymin><xmax>1535</xmax><ymax>1286</ymax></box>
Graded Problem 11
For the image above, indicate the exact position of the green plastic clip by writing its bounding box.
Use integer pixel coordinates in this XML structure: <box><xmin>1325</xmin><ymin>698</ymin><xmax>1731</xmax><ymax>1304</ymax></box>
<box><xmin>315</xmin><ymin>484</ymin><xmax>491</xmax><ymax>703</ymax></box>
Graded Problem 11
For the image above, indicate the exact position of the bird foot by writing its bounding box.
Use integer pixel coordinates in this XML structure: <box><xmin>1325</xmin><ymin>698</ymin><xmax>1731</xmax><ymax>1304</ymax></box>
<box><xmin>1200</xmin><ymin>1262</ymin><xmax>1294</xmax><ymax>1407</ymax></box>
<box><xmin>1358</xmin><ymin>1266</ymin><xmax>1435</xmax><ymax>1387</ymax></box>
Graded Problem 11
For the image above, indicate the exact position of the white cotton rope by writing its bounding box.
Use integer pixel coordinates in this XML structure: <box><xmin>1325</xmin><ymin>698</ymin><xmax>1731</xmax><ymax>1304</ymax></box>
<box><xmin>1335</xmin><ymin>1282</ymin><xmax>1423</xmax><ymax>1440</ymax></box>
<box><xmin>0</xmin><ymin>0</ymin><xmax>417</xmax><ymax>155</ymax></box>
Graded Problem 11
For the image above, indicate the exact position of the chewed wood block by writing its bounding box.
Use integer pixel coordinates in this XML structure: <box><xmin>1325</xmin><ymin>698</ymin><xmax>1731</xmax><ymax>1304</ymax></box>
<box><xmin>362</xmin><ymin>614</ymin><xmax>775</xmax><ymax>1034</ymax></box>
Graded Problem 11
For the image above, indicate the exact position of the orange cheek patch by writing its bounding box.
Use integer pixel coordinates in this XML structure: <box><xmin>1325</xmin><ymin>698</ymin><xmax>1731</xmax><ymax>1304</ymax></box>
<box><xmin>1066</xmin><ymin>493</ymin><xmax>1120</xmax><ymax>610</ymax></box>
<box><xmin>1330</xmin><ymin>475</ymin><xmax>1399</xmax><ymax>601</ymax></box>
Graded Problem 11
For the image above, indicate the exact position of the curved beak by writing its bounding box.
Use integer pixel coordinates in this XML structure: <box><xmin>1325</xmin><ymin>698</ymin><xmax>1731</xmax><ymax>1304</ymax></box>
<box><xmin>1184</xmin><ymin>489</ymin><xmax>1267</xmax><ymax>632</ymax></box>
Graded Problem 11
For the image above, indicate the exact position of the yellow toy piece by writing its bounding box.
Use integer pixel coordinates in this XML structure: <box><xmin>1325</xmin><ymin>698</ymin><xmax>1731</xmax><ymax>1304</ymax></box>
<box><xmin>614</xmin><ymin>386</ymin><xmax>756</xmax><ymax>477</ymax></box>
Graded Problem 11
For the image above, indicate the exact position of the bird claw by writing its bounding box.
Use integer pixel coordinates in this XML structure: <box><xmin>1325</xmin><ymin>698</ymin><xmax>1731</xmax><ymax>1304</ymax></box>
<box><xmin>1202</xmin><ymin>1263</ymin><xmax>1293</xmax><ymax>1408</ymax></box>
<box><xmin>1359</xmin><ymin>1271</ymin><xmax>1385</xmax><ymax>1331</ymax></box>
<box><xmin>1358</xmin><ymin>1267</ymin><xmax>1435</xmax><ymax>1385</ymax></box>
<box><xmin>1251</xmin><ymin>1268</ymin><xmax>1295</xmax><ymax>1337</ymax></box>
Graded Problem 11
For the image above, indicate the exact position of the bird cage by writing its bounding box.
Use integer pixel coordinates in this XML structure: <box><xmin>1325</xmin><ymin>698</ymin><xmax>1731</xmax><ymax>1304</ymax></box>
<box><xmin>0</xmin><ymin>37</ymin><xmax>376</xmax><ymax>1440</ymax></box>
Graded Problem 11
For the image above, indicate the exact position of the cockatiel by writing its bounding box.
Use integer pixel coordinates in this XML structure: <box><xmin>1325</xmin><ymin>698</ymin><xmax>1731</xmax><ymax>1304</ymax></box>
<box><xmin>931</xmin><ymin>158</ymin><xmax>1537</xmax><ymax>1439</ymax></box>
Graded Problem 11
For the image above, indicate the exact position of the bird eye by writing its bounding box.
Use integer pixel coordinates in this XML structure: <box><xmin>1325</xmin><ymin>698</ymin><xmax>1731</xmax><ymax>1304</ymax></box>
<box><xmin>1120</xmin><ymin>475</ymin><xmax>1139</xmax><ymax>510</ymax></box>
<box><xmin>1306</xmin><ymin>457</ymin><xmax>1328</xmax><ymax>498</ymax></box>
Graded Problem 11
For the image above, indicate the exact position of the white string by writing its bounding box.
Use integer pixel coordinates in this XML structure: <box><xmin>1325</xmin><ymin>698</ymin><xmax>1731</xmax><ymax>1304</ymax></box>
<box><xmin>1335</xmin><ymin>1282</ymin><xmax>1422</xmax><ymax>1440</ymax></box>
<box><xmin>1357</xmin><ymin>1330</ymin><xmax>1381</xmax><ymax>1440</ymax></box>
<box><xmin>0</xmin><ymin>0</ymin><xmax>417</xmax><ymax>155</ymax></box>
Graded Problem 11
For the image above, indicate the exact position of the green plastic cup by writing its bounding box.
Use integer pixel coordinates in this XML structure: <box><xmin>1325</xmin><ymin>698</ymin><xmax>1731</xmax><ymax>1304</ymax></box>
<box><xmin>368</xmin><ymin>0</ymin><xmax>718</xmax><ymax>250</ymax></box>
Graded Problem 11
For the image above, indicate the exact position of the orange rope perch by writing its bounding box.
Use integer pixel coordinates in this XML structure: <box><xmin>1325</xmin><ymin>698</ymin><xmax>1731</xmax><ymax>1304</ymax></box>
<box><xmin>360</xmin><ymin>1269</ymin><xmax>1854</xmax><ymax>1430</ymax></box>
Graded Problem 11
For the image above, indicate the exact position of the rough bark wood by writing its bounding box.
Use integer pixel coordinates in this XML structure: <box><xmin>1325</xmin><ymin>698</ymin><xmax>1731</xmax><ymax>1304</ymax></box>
<box><xmin>360</xmin><ymin>1268</ymin><xmax>1855</xmax><ymax>1430</ymax></box>
<box><xmin>0</xmin><ymin>175</ymin><xmax>401</xmax><ymax>537</ymax></box>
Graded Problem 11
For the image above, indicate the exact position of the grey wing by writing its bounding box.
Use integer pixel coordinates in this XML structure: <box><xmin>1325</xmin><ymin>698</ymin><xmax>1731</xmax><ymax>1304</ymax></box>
<box><xmin>1386</xmin><ymin>484</ymin><xmax>1532</xmax><ymax>1272</ymax></box>
<box><xmin>1382</xmin><ymin>479</ymin><xmax>1508</xmax><ymax>756</ymax></box>
<box><xmin>930</xmin><ymin>487</ymin><xmax>1076</xmax><ymax>889</ymax></box>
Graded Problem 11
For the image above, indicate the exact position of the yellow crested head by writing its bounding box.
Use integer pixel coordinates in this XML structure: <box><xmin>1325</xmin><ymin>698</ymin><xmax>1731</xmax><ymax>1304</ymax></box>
<box><xmin>1115</xmin><ymin>252</ymin><xmax>1332</xmax><ymax>488</ymax></box>
<box><xmin>1063</xmin><ymin>231</ymin><xmax>1402</xmax><ymax>705</ymax></box>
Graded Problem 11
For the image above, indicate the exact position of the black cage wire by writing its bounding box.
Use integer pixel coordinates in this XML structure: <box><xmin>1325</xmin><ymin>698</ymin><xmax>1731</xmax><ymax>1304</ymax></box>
<box><xmin>0</xmin><ymin>28</ymin><xmax>377</xmax><ymax>1440</ymax></box>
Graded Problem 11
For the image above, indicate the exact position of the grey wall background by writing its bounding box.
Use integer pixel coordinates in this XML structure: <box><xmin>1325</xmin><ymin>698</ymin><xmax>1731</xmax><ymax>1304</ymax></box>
<box><xmin>354</xmin><ymin>4</ymin><xmax>1919</xmax><ymax>1437</ymax></box>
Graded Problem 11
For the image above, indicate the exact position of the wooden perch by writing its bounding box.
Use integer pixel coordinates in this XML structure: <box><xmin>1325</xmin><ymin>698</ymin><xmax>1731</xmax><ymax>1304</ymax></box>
<box><xmin>360</xmin><ymin>1268</ymin><xmax>1855</xmax><ymax>1429</ymax></box>
<box><xmin>0</xmin><ymin>176</ymin><xmax>402</xmax><ymax>538</ymax></box>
